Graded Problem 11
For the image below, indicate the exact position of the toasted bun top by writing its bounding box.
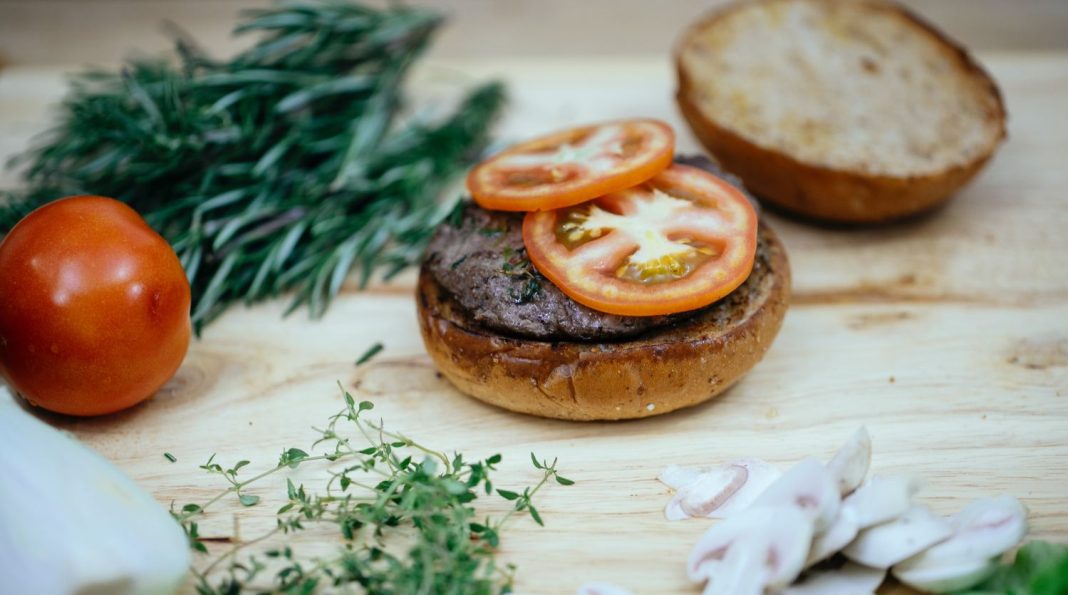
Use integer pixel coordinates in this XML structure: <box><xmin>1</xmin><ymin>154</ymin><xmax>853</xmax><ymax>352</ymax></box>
<box><xmin>677</xmin><ymin>0</ymin><xmax>1005</xmax><ymax>178</ymax></box>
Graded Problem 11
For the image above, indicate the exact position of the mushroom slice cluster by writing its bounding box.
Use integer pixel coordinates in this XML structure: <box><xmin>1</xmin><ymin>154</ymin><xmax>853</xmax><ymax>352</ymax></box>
<box><xmin>658</xmin><ymin>428</ymin><xmax>1030</xmax><ymax>595</ymax></box>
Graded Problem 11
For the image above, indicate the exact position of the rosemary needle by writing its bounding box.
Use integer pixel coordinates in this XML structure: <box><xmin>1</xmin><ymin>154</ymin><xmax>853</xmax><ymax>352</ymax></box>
<box><xmin>355</xmin><ymin>341</ymin><xmax>384</xmax><ymax>366</ymax></box>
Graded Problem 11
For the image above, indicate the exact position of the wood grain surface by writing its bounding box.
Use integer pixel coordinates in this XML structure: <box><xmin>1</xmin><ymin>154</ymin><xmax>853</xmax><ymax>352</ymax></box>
<box><xmin>1</xmin><ymin>51</ymin><xmax>1066</xmax><ymax>594</ymax></box>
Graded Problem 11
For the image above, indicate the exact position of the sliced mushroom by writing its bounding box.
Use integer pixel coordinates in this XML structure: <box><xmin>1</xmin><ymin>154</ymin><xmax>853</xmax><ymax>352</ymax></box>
<box><xmin>943</xmin><ymin>495</ymin><xmax>1027</xmax><ymax>558</ymax></box>
<box><xmin>783</xmin><ymin>562</ymin><xmax>887</xmax><ymax>595</ymax></box>
<box><xmin>700</xmin><ymin>540</ymin><xmax>769</xmax><ymax>595</ymax></box>
<box><xmin>688</xmin><ymin>506</ymin><xmax>814</xmax><ymax>590</ymax></box>
<box><xmin>576</xmin><ymin>582</ymin><xmax>635</xmax><ymax>595</ymax></box>
<box><xmin>661</xmin><ymin>459</ymin><xmax>781</xmax><ymax>520</ymax></box>
<box><xmin>688</xmin><ymin>509</ymin><xmax>766</xmax><ymax>582</ymax></box>
<box><xmin>842</xmin><ymin>505</ymin><xmax>953</xmax><ymax>568</ymax></box>
<box><xmin>893</xmin><ymin>496</ymin><xmax>1027</xmax><ymax>593</ymax></box>
<box><xmin>711</xmin><ymin>459</ymin><xmax>782</xmax><ymax>518</ymax></box>
<box><xmin>844</xmin><ymin>475</ymin><xmax>921</xmax><ymax>529</ymax></box>
<box><xmin>753</xmin><ymin>458</ymin><xmax>841</xmax><ymax>531</ymax></box>
<box><xmin>759</xmin><ymin>513</ymin><xmax>817</xmax><ymax>591</ymax></box>
<box><xmin>666</xmin><ymin>465</ymin><xmax>748</xmax><ymax>521</ymax></box>
<box><xmin>826</xmin><ymin>427</ymin><xmax>872</xmax><ymax>496</ymax></box>
<box><xmin>893</xmin><ymin>557</ymin><xmax>999</xmax><ymax>594</ymax></box>
<box><xmin>806</xmin><ymin>504</ymin><xmax>860</xmax><ymax>566</ymax></box>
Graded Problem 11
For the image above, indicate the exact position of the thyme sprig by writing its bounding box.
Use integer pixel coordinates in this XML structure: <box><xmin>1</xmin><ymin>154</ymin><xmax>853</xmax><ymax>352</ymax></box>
<box><xmin>1</xmin><ymin>1</ymin><xmax>505</xmax><ymax>329</ymax></box>
<box><xmin>173</xmin><ymin>387</ymin><xmax>570</xmax><ymax>594</ymax></box>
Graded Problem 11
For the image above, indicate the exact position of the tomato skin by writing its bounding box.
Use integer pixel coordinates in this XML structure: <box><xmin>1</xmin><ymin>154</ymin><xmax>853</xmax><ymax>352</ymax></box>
<box><xmin>0</xmin><ymin>196</ymin><xmax>191</xmax><ymax>416</ymax></box>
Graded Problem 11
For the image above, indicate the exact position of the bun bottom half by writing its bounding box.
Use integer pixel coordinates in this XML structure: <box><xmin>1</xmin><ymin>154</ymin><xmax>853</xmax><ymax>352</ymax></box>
<box><xmin>416</xmin><ymin>224</ymin><xmax>791</xmax><ymax>421</ymax></box>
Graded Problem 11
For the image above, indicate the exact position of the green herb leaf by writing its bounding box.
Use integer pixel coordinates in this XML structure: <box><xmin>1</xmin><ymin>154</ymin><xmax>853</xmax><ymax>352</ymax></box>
<box><xmin>174</xmin><ymin>382</ymin><xmax>566</xmax><ymax>594</ymax></box>
<box><xmin>279</xmin><ymin>448</ymin><xmax>308</xmax><ymax>468</ymax></box>
<box><xmin>957</xmin><ymin>541</ymin><xmax>1068</xmax><ymax>595</ymax></box>
<box><xmin>355</xmin><ymin>342</ymin><xmax>384</xmax><ymax>366</ymax></box>
<box><xmin>164</xmin><ymin>452</ymin><xmax>177</xmax><ymax>463</ymax></box>
<box><xmin>238</xmin><ymin>494</ymin><xmax>260</xmax><ymax>507</ymax></box>
<box><xmin>527</xmin><ymin>503</ymin><xmax>544</xmax><ymax>527</ymax></box>
<box><xmin>496</xmin><ymin>489</ymin><xmax>520</xmax><ymax>501</ymax></box>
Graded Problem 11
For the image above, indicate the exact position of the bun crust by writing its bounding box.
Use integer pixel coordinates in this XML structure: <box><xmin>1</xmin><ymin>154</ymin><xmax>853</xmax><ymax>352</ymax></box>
<box><xmin>416</xmin><ymin>224</ymin><xmax>790</xmax><ymax>421</ymax></box>
<box><xmin>675</xmin><ymin>0</ymin><xmax>1006</xmax><ymax>224</ymax></box>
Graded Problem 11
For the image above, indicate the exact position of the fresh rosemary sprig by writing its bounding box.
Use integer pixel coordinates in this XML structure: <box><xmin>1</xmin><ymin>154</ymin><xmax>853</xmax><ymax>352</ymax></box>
<box><xmin>173</xmin><ymin>387</ymin><xmax>570</xmax><ymax>594</ymax></box>
<box><xmin>1</xmin><ymin>1</ymin><xmax>505</xmax><ymax>330</ymax></box>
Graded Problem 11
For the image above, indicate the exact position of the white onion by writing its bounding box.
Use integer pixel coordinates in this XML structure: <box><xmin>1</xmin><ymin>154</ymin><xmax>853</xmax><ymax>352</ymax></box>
<box><xmin>0</xmin><ymin>389</ymin><xmax>189</xmax><ymax>595</ymax></box>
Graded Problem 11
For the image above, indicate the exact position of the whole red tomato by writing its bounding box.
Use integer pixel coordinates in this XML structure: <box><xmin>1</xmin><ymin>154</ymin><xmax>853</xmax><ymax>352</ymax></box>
<box><xmin>0</xmin><ymin>196</ymin><xmax>191</xmax><ymax>416</ymax></box>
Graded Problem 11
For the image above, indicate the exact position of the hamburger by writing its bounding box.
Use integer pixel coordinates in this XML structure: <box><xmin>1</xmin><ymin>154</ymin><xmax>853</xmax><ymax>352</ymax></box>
<box><xmin>415</xmin><ymin>119</ymin><xmax>789</xmax><ymax>421</ymax></box>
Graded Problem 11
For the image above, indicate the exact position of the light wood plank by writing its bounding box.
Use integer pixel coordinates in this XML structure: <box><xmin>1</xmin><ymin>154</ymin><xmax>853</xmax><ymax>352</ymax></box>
<box><xmin>1</xmin><ymin>53</ymin><xmax>1066</xmax><ymax>594</ymax></box>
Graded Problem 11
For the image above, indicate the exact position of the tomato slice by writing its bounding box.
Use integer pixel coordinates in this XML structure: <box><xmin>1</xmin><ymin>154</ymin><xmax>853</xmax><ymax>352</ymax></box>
<box><xmin>467</xmin><ymin>119</ymin><xmax>675</xmax><ymax>212</ymax></box>
<box><xmin>522</xmin><ymin>164</ymin><xmax>757</xmax><ymax>316</ymax></box>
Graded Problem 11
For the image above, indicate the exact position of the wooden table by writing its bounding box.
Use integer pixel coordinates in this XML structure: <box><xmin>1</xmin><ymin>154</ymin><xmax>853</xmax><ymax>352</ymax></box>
<box><xmin>1</xmin><ymin>51</ymin><xmax>1066</xmax><ymax>594</ymax></box>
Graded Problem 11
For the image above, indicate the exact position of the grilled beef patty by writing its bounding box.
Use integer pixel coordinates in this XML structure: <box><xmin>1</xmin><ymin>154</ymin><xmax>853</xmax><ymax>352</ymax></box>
<box><xmin>422</xmin><ymin>156</ymin><xmax>766</xmax><ymax>341</ymax></box>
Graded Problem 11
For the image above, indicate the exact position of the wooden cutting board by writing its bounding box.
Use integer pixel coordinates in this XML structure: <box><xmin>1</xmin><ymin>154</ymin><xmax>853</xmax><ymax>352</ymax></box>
<box><xmin>1</xmin><ymin>54</ymin><xmax>1065</xmax><ymax>594</ymax></box>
